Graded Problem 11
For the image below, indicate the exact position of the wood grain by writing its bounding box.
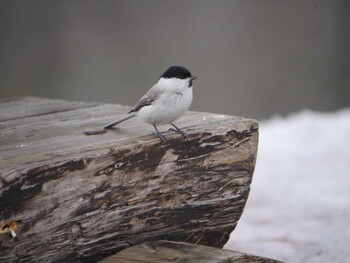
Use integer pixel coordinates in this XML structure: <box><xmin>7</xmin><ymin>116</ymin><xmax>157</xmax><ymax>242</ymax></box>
<box><xmin>99</xmin><ymin>240</ymin><xmax>283</xmax><ymax>263</ymax></box>
<box><xmin>0</xmin><ymin>97</ymin><xmax>259</xmax><ymax>262</ymax></box>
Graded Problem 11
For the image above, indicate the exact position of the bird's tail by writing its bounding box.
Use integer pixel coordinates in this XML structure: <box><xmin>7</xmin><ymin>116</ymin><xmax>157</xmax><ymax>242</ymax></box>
<box><xmin>103</xmin><ymin>114</ymin><xmax>136</xmax><ymax>129</ymax></box>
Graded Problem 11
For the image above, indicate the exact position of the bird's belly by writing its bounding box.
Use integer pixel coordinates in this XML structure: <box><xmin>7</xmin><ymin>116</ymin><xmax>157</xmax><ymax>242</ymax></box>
<box><xmin>138</xmin><ymin>90</ymin><xmax>192</xmax><ymax>125</ymax></box>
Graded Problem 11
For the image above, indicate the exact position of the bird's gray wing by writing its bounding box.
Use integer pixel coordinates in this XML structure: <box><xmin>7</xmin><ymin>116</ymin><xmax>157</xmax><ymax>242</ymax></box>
<box><xmin>104</xmin><ymin>84</ymin><xmax>164</xmax><ymax>129</ymax></box>
<box><xmin>128</xmin><ymin>84</ymin><xmax>164</xmax><ymax>113</ymax></box>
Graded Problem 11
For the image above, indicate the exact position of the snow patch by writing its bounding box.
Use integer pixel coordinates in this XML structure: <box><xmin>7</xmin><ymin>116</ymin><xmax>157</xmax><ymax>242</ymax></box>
<box><xmin>225</xmin><ymin>108</ymin><xmax>350</xmax><ymax>263</ymax></box>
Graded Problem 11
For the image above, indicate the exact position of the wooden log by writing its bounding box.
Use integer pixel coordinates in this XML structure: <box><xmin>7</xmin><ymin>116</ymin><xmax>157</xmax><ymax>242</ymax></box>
<box><xmin>99</xmin><ymin>240</ymin><xmax>283</xmax><ymax>263</ymax></box>
<box><xmin>0</xmin><ymin>97</ymin><xmax>259</xmax><ymax>262</ymax></box>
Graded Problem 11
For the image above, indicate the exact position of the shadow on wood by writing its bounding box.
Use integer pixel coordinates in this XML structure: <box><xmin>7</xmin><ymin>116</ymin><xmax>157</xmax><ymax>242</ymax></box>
<box><xmin>0</xmin><ymin>97</ymin><xmax>258</xmax><ymax>262</ymax></box>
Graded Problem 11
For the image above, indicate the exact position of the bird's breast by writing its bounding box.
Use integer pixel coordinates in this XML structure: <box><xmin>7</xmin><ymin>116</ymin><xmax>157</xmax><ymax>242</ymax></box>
<box><xmin>138</xmin><ymin>87</ymin><xmax>192</xmax><ymax>125</ymax></box>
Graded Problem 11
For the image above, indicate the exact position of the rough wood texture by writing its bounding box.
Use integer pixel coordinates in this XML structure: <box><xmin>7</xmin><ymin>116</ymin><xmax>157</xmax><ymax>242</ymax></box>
<box><xmin>99</xmin><ymin>241</ymin><xmax>282</xmax><ymax>263</ymax></box>
<box><xmin>0</xmin><ymin>97</ymin><xmax>258</xmax><ymax>263</ymax></box>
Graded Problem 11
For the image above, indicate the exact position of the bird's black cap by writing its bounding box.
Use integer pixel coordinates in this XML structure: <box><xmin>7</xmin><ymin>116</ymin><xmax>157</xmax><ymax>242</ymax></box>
<box><xmin>159</xmin><ymin>66</ymin><xmax>193</xmax><ymax>80</ymax></box>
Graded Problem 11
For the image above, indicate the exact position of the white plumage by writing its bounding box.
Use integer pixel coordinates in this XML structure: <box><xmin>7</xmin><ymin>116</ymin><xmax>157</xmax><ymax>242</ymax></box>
<box><xmin>137</xmin><ymin>78</ymin><xmax>193</xmax><ymax>125</ymax></box>
<box><xmin>104</xmin><ymin>66</ymin><xmax>196</xmax><ymax>141</ymax></box>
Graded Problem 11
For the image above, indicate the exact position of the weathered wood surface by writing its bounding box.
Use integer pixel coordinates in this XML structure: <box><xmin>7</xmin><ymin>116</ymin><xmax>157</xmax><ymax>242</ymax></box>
<box><xmin>0</xmin><ymin>97</ymin><xmax>259</xmax><ymax>262</ymax></box>
<box><xmin>99</xmin><ymin>241</ymin><xmax>282</xmax><ymax>263</ymax></box>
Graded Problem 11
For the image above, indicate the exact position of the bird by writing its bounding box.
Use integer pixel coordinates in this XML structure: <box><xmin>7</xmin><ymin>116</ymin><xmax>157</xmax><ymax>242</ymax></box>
<box><xmin>104</xmin><ymin>66</ymin><xmax>197</xmax><ymax>141</ymax></box>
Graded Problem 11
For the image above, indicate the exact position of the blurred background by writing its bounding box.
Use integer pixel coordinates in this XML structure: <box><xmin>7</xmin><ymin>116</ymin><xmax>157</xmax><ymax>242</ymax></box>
<box><xmin>0</xmin><ymin>0</ymin><xmax>349</xmax><ymax>119</ymax></box>
<box><xmin>1</xmin><ymin>1</ymin><xmax>350</xmax><ymax>263</ymax></box>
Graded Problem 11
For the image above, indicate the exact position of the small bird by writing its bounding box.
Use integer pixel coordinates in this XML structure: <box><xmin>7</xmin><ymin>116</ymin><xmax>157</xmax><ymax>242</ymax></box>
<box><xmin>104</xmin><ymin>66</ymin><xmax>197</xmax><ymax>141</ymax></box>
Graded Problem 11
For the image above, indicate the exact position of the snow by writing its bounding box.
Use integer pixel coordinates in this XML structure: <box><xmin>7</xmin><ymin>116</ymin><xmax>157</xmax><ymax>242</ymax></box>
<box><xmin>225</xmin><ymin>109</ymin><xmax>350</xmax><ymax>263</ymax></box>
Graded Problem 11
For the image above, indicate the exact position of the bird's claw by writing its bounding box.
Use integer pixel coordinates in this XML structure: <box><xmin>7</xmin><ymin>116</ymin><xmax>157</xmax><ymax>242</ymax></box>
<box><xmin>154</xmin><ymin>132</ymin><xmax>166</xmax><ymax>142</ymax></box>
<box><xmin>168</xmin><ymin>128</ymin><xmax>189</xmax><ymax>139</ymax></box>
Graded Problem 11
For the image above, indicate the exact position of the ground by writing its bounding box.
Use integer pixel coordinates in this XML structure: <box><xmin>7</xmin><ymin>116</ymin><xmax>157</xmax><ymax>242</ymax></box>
<box><xmin>225</xmin><ymin>109</ymin><xmax>350</xmax><ymax>263</ymax></box>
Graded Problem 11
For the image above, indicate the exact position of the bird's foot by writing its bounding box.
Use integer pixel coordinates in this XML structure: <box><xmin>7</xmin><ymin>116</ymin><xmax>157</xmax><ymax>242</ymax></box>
<box><xmin>168</xmin><ymin>127</ymin><xmax>189</xmax><ymax>139</ymax></box>
<box><xmin>154</xmin><ymin>131</ymin><xmax>166</xmax><ymax>142</ymax></box>
<box><xmin>152</xmin><ymin>124</ymin><xmax>166</xmax><ymax>142</ymax></box>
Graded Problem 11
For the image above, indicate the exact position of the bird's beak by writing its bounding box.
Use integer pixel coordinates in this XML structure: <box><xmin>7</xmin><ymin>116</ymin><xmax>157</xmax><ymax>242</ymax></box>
<box><xmin>189</xmin><ymin>76</ymin><xmax>197</xmax><ymax>87</ymax></box>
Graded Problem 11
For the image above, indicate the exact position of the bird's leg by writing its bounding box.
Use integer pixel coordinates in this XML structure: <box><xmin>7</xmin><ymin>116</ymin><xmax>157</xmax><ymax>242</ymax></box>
<box><xmin>153</xmin><ymin>125</ymin><xmax>166</xmax><ymax>142</ymax></box>
<box><xmin>169</xmin><ymin>123</ymin><xmax>189</xmax><ymax>139</ymax></box>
